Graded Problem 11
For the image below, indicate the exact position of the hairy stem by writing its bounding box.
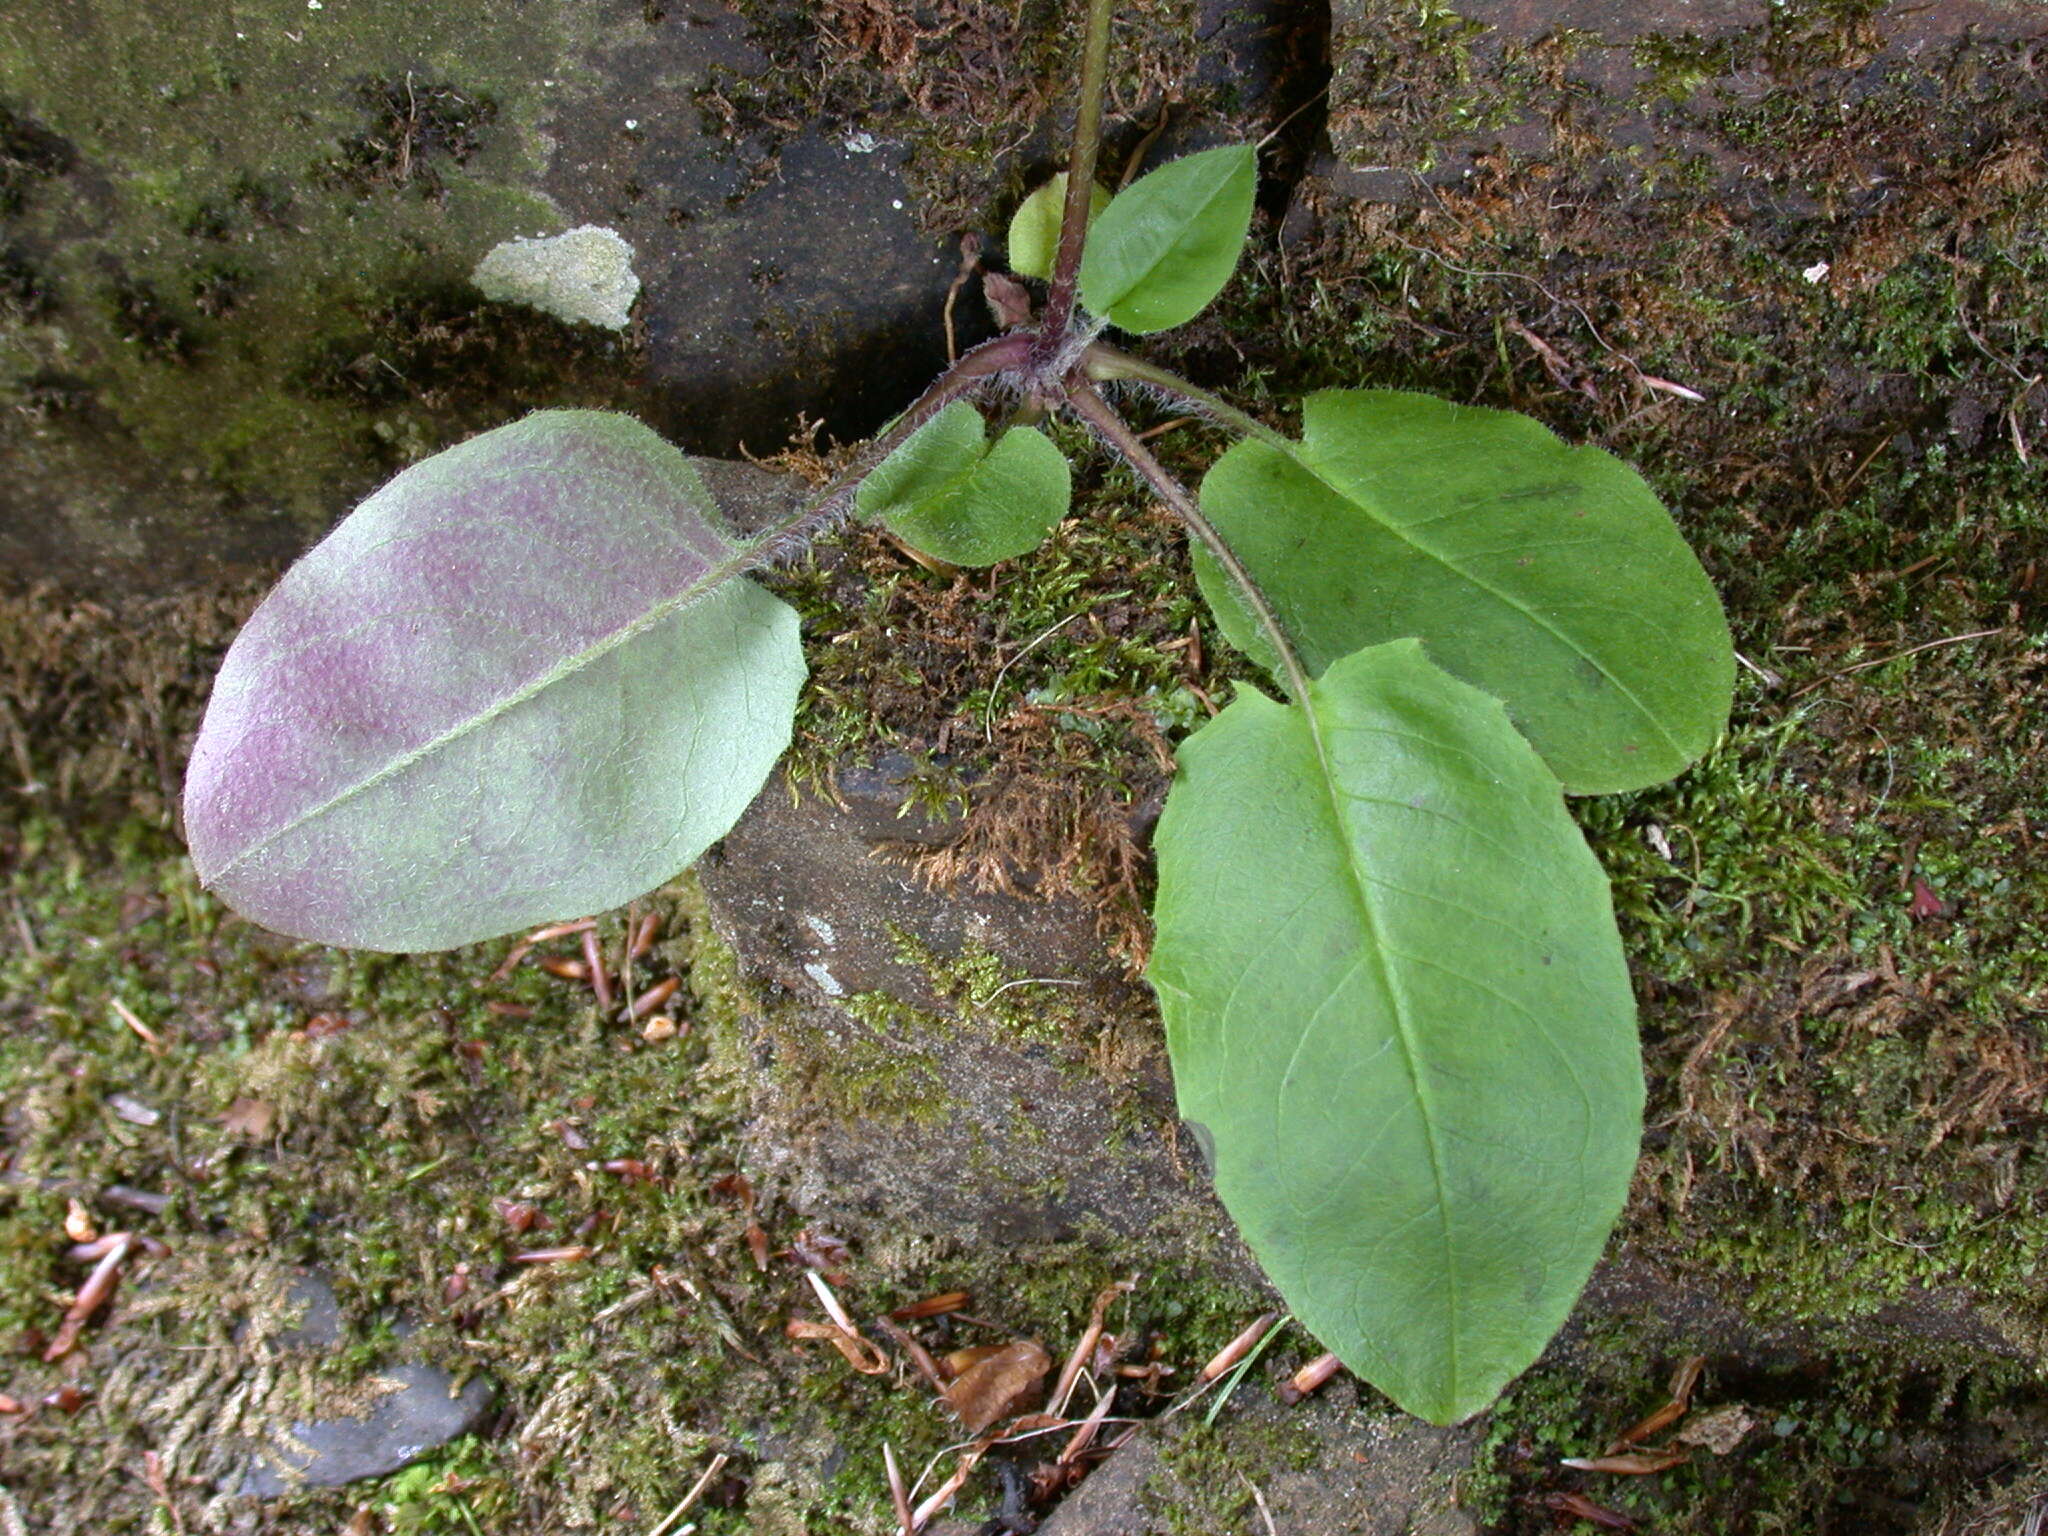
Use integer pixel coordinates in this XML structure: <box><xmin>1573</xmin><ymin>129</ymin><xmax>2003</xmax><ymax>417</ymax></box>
<box><xmin>1068</xmin><ymin>382</ymin><xmax>1317</xmax><ymax>716</ymax></box>
<box><xmin>1084</xmin><ymin>346</ymin><xmax>1293</xmax><ymax>450</ymax></box>
<box><xmin>1036</xmin><ymin>0</ymin><xmax>1115</xmax><ymax>355</ymax></box>
<box><xmin>750</xmin><ymin>332</ymin><xmax>1031</xmax><ymax>561</ymax></box>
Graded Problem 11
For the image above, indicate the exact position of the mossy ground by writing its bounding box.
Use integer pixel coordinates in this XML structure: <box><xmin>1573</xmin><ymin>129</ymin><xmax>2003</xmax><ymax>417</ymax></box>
<box><xmin>5</xmin><ymin>0</ymin><xmax>2048</xmax><ymax>1531</ymax></box>
<box><xmin>0</xmin><ymin>752</ymin><xmax>1267</xmax><ymax>1532</ymax></box>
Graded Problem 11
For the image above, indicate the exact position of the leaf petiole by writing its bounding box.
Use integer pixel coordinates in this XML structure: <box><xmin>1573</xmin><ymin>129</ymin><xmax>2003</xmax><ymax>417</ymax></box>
<box><xmin>1084</xmin><ymin>345</ymin><xmax>1293</xmax><ymax>450</ymax></box>
<box><xmin>1068</xmin><ymin>382</ymin><xmax>1318</xmax><ymax>728</ymax></box>
<box><xmin>750</xmin><ymin>330</ymin><xmax>1032</xmax><ymax>563</ymax></box>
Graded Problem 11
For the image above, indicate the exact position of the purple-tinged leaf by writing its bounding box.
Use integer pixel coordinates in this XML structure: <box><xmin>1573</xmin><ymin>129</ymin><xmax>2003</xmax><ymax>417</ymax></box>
<box><xmin>184</xmin><ymin>410</ymin><xmax>803</xmax><ymax>951</ymax></box>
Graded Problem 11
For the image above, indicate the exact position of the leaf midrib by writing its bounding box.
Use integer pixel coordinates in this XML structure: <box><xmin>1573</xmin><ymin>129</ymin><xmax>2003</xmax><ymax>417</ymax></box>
<box><xmin>1283</xmin><ymin>430</ymin><xmax>1692</xmax><ymax>767</ymax></box>
<box><xmin>209</xmin><ymin>537</ymin><xmax>760</xmax><ymax>881</ymax></box>
<box><xmin>1296</xmin><ymin>687</ymin><xmax>1465</xmax><ymax>1409</ymax></box>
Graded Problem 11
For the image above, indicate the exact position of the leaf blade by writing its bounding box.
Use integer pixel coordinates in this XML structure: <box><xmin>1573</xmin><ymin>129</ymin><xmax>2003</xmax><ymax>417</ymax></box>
<box><xmin>1195</xmin><ymin>390</ymin><xmax>1734</xmax><ymax>793</ymax></box>
<box><xmin>1078</xmin><ymin>144</ymin><xmax>1256</xmax><ymax>333</ymax></box>
<box><xmin>183</xmin><ymin>410</ymin><xmax>804</xmax><ymax>951</ymax></box>
<box><xmin>1007</xmin><ymin>173</ymin><xmax>1111</xmax><ymax>282</ymax></box>
<box><xmin>1148</xmin><ymin>640</ymin><xmax>1642</xmax><ymax>1424</ymax></box>
<box><xmin>855</xmin><ymin>400</ymin><xmax>1070</xmax><ymax>566</ymax></box>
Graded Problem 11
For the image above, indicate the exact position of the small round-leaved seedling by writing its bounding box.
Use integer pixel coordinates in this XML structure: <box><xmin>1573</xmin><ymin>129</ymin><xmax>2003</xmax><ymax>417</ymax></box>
<box><xmin>186</xmin><ymin>0</ymin><xmax>1732</xmax><ymax>1439</ymax></box>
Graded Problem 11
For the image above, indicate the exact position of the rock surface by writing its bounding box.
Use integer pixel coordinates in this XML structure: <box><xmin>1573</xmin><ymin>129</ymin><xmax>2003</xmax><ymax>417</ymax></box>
<box><xmin>696</xmin><ymin>750</ymin><xmax>1228</xmax><ymax>1260</ymax></box>
<box><xmin>1036</xmin><ymin>1399</ymin><xmax>1479</xmax><ymax>1536</ymax></box>
<box><xmin>235</xmin><ymin>1269</ymin><xmax>496</xmax><ymax>1497</ymax></box>
<box><xmin>239</xmin><ymin>1362</ymin><xmax>496</xmax><ymax>1497</ymax></box>
<box><xmin>0</xmin><ymin>0</ymin><xmax>959</xmax><ymax>595</ymax></box>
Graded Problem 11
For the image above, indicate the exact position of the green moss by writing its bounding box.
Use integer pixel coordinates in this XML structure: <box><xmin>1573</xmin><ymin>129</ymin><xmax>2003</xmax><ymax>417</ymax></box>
<box><xmin>374</xmin><ymin>1436</ymin><xmax>515</xmax><ymax>1535</ymax></box>
<box><xmin>802</xmin><ymin>988</ymin><xmax>952</xmax><ymax>1128</ymax></box>
<box><xmin>1146</xmin><ymin>1412</ymin><xmax>1322</xmax><ymax>1534</ymax></box>
<box><xmin>770</xmin><ymin>449</ymin><xmax>1214</xmax><ymax>811</ymax></box>
<box><xmin>885</xmin><ymin>925</ymin><xmax>1086</xmax><ymax>1055</ymax></box>
<box><xmin>0</xmin><ymin>806</ymin><xmax>795</xmax><ymax>1529</ymax></box>
<box><xmin>1463</xmin><ymin>1330</ymin><xmax>2044</xmax><ymax>1535</ymax></box>
<box><xmin>0</xmin><ymin>0</ymin><xmax>637</xmax><ymax>556</ymax></box>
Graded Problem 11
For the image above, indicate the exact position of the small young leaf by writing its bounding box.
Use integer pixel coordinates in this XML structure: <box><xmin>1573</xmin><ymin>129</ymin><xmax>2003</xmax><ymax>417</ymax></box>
<box><xmin>1195</xmin><ymin>390</ymin><xmax>1734</xmax><ymax>794</ymax></box>
<box><xmin>183</xmin><ymin>410</ymin><xmax>804</xmax><ymax>951</ymax></box>
<box><xmin>855</xmin><ymin>400</ymin><xmax>1070</xmax><ymax>566</ymax></box>
<box><xmin>1006</xmin><ymin>173</ymin><xmax>1112</xmax><ymax>282</ymax></box>
<box><xmin>1148</xmin><ymin>640</ymin><xmax>1643</xmax><ymax>1425</ymax></box>
<box><xmin>1078</xmin><ymin>143</ymin><xmax>1256</xmax><ymax>333</ymax></box>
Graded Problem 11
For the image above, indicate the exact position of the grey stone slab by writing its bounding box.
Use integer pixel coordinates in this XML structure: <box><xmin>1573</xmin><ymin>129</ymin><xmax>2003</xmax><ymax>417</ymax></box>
<box><xmin>695</xmin><ymin>751</ymin><xmax>1227</xmax><ymax>1257</ymax></box>
<box><xmin>274</xmin><ymin>1269</ymin><xmax>344</xmax><ymax>1351</ymax></box>
<box><xmin>240</xmin><ymin>1362</ymin><xmax>495</xmax><ymax>1496</ymax></box>
<box><xmin>0</xmin><ymin>0</ymin><xmax>958</xmax><ymax>596</ymax></box>
<box><xmin>1035</xmin><ymin>1397</ymin><xmax>1479</xmax><ymax>1536</ymax></box>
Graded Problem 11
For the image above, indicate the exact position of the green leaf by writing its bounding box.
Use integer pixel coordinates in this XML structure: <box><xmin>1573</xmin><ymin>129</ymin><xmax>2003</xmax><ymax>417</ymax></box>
<box><xmin>1195</xmin><ymin>390</ymin><xmax>1733</xmax><ymax>794</ymax></box>
<box><xmin>1078</xmin><ymin>143</ymin><xmax>1256</xmax><ymax>333</ymax></box>
<box><xmin>183</xmin><ymin>411</ymin><xmax>804</xmax><ymax>951</ymax></box>
<box><xmin>855</xmin><ymin>400</ymin><xmax>1071</xmax><ymax>566</ymax></box>
<box><xmin>1148</xmin><ymin>640</ymin><xmax>1642</xmax><ymax>1424</ymax></box>
<box><xmin>1007</xmin><ymin>173</ymin><xmax>1112</xmax><ymax>281</ymax></box>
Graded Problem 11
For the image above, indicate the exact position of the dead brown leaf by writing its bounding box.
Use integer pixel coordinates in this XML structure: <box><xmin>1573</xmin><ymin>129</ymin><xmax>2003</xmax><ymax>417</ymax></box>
<box><xmin>890</xmin><ymin>1289</ymin><xmax>970</xmax><ymax>1321</ymax></box>
<box><xmin>220</xmin><ymin>1097</ymin><xmax>275</xmax><ymax>1140</ymax></box>
<box><xmin>791</xmin><ymin>1228</ymin><xmax>852</xmax><ymax>1279</ymax></box>
<box><xmin>1675</xmin><ymin>1404</ymin><xmax>1757</xmax><ymax>1455</ymax></box>
<box><xmin>944</xmin><ymin>1338</ymin><xmax>1052</xmax><ymax>1433</ymax></box>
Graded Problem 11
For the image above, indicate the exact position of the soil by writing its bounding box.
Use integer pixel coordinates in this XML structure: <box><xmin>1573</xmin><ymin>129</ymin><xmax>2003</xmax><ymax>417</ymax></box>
<box><xmin>4</xmin><ymin>0</ymin><xmax>2048</xmax><ymax>1533</ymax></box>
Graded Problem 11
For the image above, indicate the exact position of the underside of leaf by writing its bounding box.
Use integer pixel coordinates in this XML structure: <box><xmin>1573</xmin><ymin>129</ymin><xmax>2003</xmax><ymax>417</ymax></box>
<box><xmin>183</xmin><ymin>410</ymin><xmax>804</xmax><ymax>951</ymax></box>
<box><xmin>1007</xmin><ymin>173</ymin><xmax>1111</xmax><ymax>282</ymax></box>
<box><xmin>1148</xmin><ymin>640</ymin><xmax>1643</xmax><ymax>1423</ymax></box>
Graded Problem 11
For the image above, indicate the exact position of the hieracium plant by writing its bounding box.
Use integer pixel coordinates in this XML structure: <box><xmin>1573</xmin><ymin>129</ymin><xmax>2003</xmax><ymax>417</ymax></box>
<box><xmin>183</xmin><ymin>0</ymin><xmax>1731</xmax><ymax>1425</ymax></box>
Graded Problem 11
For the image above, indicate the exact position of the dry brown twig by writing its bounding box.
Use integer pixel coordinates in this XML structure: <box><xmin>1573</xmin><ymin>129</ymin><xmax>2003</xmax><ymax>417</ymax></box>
<box><xmin>583</xmin><ymin>926</ymin><xmax>614</xmax><ymax>1011</ymax></box>
<box><xmin>626</xmin><ymin>977</ymin><xmax>679</xmax><ymax>1020</ymax></box>
<box><xmin>1199</xmin><ymin>1311</ymin><xmax>1280</xmax><ymax>1385</ymax></box>
<box><xmin>645</xmin><ymin>1451</ymin><xmax>729</xmax><ymax>1536</ymax></box>
<box><xmin>44</xmin><ymin>1231</ymin><xmax>139</xmax><ymax>1360</ymax></box>
<box><xmin>874</xmin><ymin>1315</ymin><xmax>949</xmax><ymax>1396</ymax></box>
<box><xmin>1050</xmin><ymin>1277</ymin><xmax>1137</xmax><ymax>1416</ymax></box>
<box><xmin>110</xmin><ymin>998</ymin><xmax>164</xmax><ymax>1054</ymax></box>
<box><xmin>1057</xmin><ymin>1387</ymin><xmax>1117</xmax><ymax>1465</ymax></box>
<box><xmin>786</xmin><ymin>1271</ymin><xmax>890</xmax><ymax>1375</ymax></box>
<box><xmin>1790</xmin><ymin>628</ymin><xmax>2005</xmax><ymax>698</ymax></box>
<box><xmin>884</xmin><ymin>1444</ymin><xmax>915</xmax><ymax>1536</ymax></box>
<box><xmin>1240</xmin><ymin>1472</ymin><xmax>1279</xmax><ymax>1536</ymax></box>
<box><xmin>1278</xmin><ymin>1351</ymin><xmax>1343</xmax><ymax>1405</ymax></box>
<box><xmin>487</xmin><ymin>917</ymin><xmax>595</xmax><ymax>983</ymax></box>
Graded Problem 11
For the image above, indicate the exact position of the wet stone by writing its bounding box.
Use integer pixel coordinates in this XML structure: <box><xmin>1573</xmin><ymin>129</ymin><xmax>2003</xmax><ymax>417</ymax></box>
<box><xmin>238</xmin><ymin>1363</ymin><xmax>496</xmax><ymax>1497</ymax></box>
<box><xmin>235</xmin><ymin>1269</ymin><xmax>495</xmax><ymax>1497</ymax></box>
<box><xmin>0</xmin><ymin>0</ymin><xmax>959</xmax><ymax>596</ymax></box>
<box><xmin>535</xmin><ymin>7</ymin><xmax>962</xmax><ymax>458</ymax></box>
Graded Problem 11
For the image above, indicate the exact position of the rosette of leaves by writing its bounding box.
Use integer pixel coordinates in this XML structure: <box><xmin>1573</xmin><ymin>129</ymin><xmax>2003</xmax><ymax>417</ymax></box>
<box><xmin>185</xmin><ymin>2</ymin><xmax>1731</xmax><ymax>1430</ymax></box>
